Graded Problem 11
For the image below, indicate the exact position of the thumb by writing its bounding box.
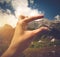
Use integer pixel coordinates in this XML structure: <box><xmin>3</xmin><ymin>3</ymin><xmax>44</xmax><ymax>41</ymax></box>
<box><xmin>31</xmin><ymin>27</ymin><xmax>49</xmax><ymax>35</ymax></box>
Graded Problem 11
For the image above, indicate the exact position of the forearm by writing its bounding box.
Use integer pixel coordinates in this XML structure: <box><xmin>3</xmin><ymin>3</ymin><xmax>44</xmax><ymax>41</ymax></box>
<box><xmin>1</xmin><ymin>38</ymin><xmax>30</xmax><ymax>57</ymax></box>
<box><xmin>1</xmin><ymin>45</ymin><xmax>17</xmax><ymax>57</ymax></box>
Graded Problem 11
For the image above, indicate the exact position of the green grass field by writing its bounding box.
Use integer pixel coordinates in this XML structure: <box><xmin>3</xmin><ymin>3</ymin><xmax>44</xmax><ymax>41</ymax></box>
<box><xmin>23</xmin><ymin>46</ymin><xmax>60</xmax><ymax>57</ymax></box>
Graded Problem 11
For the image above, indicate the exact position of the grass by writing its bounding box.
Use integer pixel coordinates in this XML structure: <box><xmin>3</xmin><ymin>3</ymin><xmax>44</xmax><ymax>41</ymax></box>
<box><xmin>23</xmin><ymin>46</ymin><xmax>60</xmax><ymax>57</ymax></box>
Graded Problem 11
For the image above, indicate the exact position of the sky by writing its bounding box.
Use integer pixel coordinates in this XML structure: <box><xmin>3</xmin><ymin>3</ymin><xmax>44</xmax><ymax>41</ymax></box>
<box><xmin>28</xmin><ymin>0</ymin><xmax>60</xmax><ymax>19</ymax></box>
<box><xmin>0</xmin><ymin>0</ymin><xmax>60</xmax><ymax>27</ymax></box>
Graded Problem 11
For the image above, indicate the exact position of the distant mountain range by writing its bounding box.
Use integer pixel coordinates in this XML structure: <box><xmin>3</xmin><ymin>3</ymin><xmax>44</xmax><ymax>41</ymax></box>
<box><xmin>27</xmin><ymin>18</ymin><xmax>60</xmax><ymax>40</ymax></box>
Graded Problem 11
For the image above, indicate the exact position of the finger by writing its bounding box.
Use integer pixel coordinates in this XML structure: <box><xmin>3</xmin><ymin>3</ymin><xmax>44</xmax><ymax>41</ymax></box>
<box><xmin>23</xmin><ymin>15</ymin><xmax>44</xmax><ymax>23</ymax></box>
<box><xmin>18</xmin><ymin>15</ymin><xmax>28</xmax><ymax>20</ymax></box>
<box><xmin>17</xmin><ymin>15</ymin><xmax>44</xmax><ymax>31</ymax></box>
<box><xmin>31</xmin><ymin>27</ymin><xmax>49</xmax><ymax>35</ymax></box>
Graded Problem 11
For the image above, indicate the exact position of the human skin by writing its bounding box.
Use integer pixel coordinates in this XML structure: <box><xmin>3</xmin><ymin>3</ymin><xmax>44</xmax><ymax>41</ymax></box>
<box><xmin>1</xmin><ymin>15</ymin><xmax>49</xmax><ymax>57</ymax></box>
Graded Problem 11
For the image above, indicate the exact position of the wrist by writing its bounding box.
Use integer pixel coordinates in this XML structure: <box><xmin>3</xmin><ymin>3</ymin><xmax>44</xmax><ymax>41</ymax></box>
<box><xmin>1</xmin><ymin>44</ymin><xmax>18</xmax><ymax>57</ymax></box>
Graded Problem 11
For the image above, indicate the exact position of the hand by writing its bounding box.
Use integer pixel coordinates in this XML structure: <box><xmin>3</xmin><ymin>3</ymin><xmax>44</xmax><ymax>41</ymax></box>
<box><xmin>10</xmin><ymin>15</ymin><xmax>49</xmax><ymax>51</ymax></box>
<box><xmin>1</xmin><ymin>15</ymin><xmax>49</xmax><ymax>57</ymax></box>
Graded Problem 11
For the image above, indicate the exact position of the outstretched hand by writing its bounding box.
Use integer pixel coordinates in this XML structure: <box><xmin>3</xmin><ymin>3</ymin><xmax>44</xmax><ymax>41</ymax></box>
<box><xmin>1</xmin><ymin>14</ymin><xmax>49</xmax><ymax>57</ymax></box>
<box><xmin>10</xmin><ymin>15</ymin><xmax>49</xmax><ymax>51</ymax></box>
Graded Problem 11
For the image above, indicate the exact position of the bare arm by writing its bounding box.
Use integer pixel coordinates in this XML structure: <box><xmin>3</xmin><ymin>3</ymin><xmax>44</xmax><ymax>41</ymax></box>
<box><xmin>1</xmin><ymin>15</ymin><xmax>49</xmax><ymax>57</ymax></box>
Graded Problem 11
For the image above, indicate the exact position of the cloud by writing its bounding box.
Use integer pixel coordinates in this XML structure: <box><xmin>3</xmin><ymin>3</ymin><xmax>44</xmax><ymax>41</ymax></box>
<box><xmin>54</xmin><ymin>15</ymin><xmax>60</xmax><ymax>20</ymax></box>
<box><xmin>0</xmin><ymin>0</ymin><xmax>17</xmax><ymax>27</ymax></box>
<box><xmin>0</xmin><ymin>11</ymin><xmax>18</xmax><ymax>27</ymax></box>
<box><xmin>12</xmin><ymin>0</ymin><xmax>28</xmax><ymax>8</ymax></box>
<box><xmin>0</xmin><ymin>0</ymin><xmax>11</xmax><ymax>3</ymax></box>
<box><xmin>12</xmin><ymin>0</ymin><xmax>42</xmax><ymax>17</ymax></box>
<box><xmin>0</xmin><ymin>0</ymin><xmax>42</xmax><ymax>27</ymax></box>
<box><xmin>0</xmin><ymin>0</ymin><xmax>14</xmax><ymax>14</ymax></box>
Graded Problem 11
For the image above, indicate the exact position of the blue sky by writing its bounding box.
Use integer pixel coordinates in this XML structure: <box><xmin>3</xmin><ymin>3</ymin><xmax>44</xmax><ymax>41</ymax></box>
<box><xmin>0</xmin><ymin>0</ymin><xmax>60</xmax><ymax>20</ymax></box>
<box><xmin>0</xmin><ymin>0</ymin><xmax>59</xmax><ymax>27</ymax></box>
<box><xmin>28</xmin><ymin>0</ymin><xmax>60</xmax><ymax>19</ymax></box>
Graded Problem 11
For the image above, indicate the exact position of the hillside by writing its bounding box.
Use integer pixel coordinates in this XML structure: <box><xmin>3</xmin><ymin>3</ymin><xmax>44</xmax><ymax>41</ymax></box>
<box><xmin>28</xmin><ymin>18</ymin><xmax>60</xmax><ymax>40</ymax></box>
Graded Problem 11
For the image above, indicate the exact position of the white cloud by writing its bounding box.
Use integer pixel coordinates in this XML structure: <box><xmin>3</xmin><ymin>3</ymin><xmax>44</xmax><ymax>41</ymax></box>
<box><xmin>0</xmin><ymin>0</ymin><xmax>43</xmax><ymax>27</ymax></box>
<box><xmin>29</xmin><ymin>0</ymin><xmax>34</xmax><ymax>4</ymax></box>
<box><xmin>54</xmin><ymin>15</ymin><xmax>60</xmax><ymax>20</ymax></box>
<box><xmin>12</xmin><ymin>0</ymin><xmax>41</xmax><ymax>17</ymax></box>
<box><xmin>51</xmin><ymin>38</ymin><xmax>55</xmax><ymax>42</ymax></box>
<box><xmin>12</xmin><ymin>0</ymin><xmax>28</xmax><ymax>9</ymax></box>
<box><xmin>0</xmin><ymin>11</ymin><xmax>18</xmax><ymax>27</ymax></box>
<box><xmin>0</xmin><ymin>0</ymin><xmax>11</xmax><ymax>3</ymax></box>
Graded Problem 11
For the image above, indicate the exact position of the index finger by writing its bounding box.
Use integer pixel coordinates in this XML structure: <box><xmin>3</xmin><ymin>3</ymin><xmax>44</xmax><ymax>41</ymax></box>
<box><xmin>23</xmin><ymin>15</ymin><xmax>44</xmax><ymax>23</ymax></box>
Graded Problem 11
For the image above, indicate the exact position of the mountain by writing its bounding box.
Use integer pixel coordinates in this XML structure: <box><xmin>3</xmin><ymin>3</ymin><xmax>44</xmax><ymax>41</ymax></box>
<box><xmin>27</xmin><ymin>18</ymin><xmax>51</xmax><ymax>29</ymax></box>
<box><xmin>27</xmin><ymin>18</ymin><xmax>60</xmax><ymax>40</ymax></box>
